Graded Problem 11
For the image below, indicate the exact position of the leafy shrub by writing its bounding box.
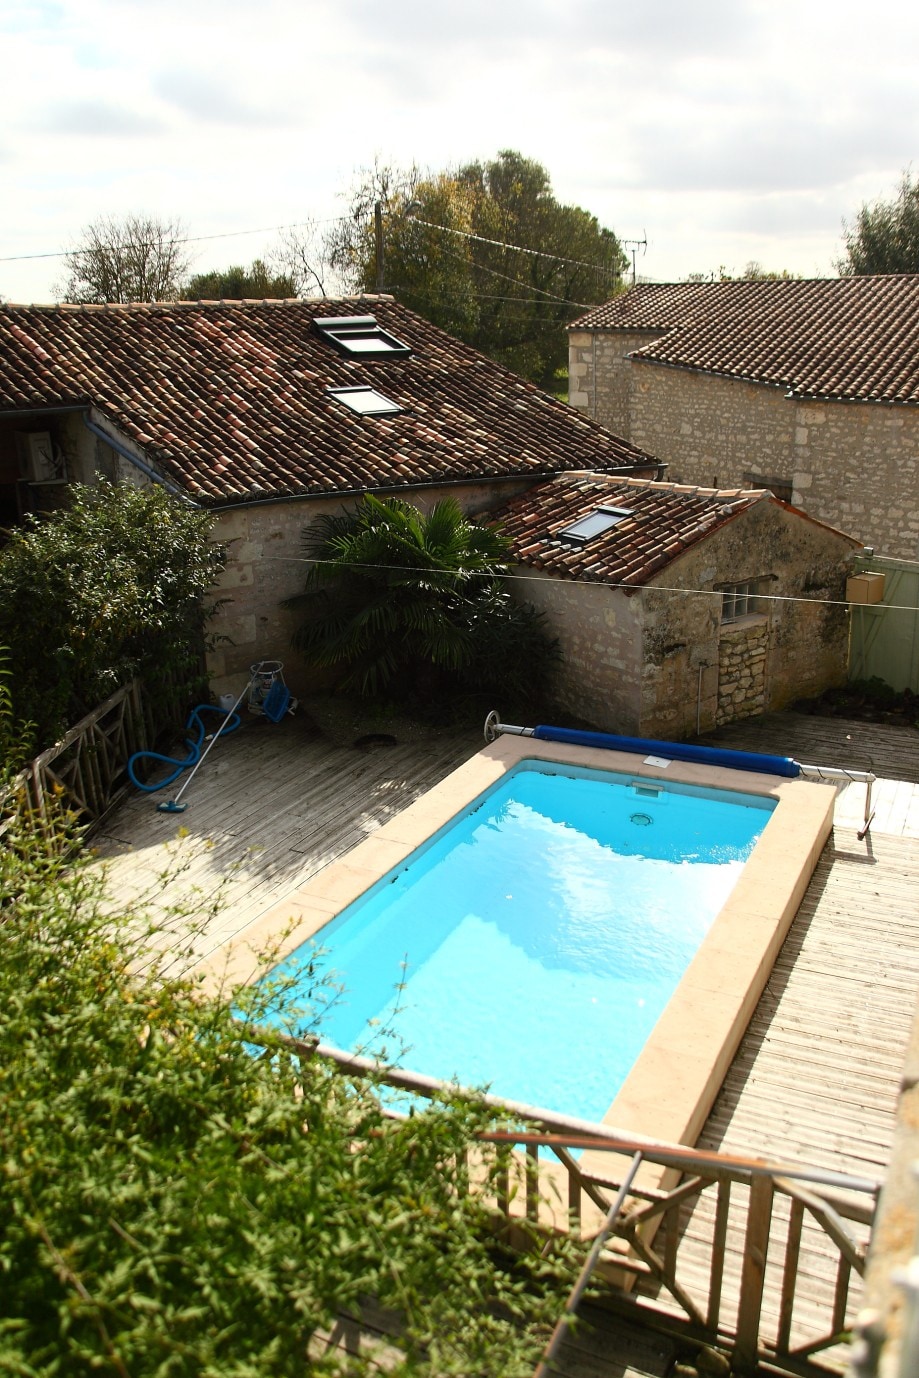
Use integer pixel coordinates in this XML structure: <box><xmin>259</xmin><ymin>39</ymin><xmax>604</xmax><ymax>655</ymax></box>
<box><xmin>289</xmin><ymin>495</ymin><xmax>557</xmax><ymax>705</ymax></box>
<box><xmin>0</xmin><ymin>480</ymin><xmax>224</xmax><ymax>762</ymax></box>
<box><xmin>455</xmin><ymin>581</ymin><xmax>559</xmax><ymax>706</ymax></box>
<box><xmin>0</xmin><ymin>807</ymin><xmax>581</xmax><ymax>1375</ymax></box>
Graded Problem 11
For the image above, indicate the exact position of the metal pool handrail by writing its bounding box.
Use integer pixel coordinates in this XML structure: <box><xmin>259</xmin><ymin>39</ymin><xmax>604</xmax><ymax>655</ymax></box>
<box><xmin>483</xmin><ymin>711</ymin><xmax>878</xmax><ymax>838</ymax></box>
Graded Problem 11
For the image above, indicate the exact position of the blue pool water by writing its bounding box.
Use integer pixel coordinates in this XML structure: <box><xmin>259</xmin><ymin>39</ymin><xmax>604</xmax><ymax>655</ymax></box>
<box><xmin>267</xmin><ymin>760</ymin><xmax>775</xmax><ymax>1121</ymax></box>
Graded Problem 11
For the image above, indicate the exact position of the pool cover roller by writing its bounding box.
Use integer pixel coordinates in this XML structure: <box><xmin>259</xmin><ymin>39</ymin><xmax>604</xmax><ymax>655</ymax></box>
<box><xmin>531</xmin><ymin>724</ymin><xmax>800</xmax><ymax>778</ymax></box>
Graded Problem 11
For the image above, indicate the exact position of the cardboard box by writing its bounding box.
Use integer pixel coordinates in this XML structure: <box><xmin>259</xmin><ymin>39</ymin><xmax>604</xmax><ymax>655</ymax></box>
<box><xmin>847</xmin><ymin>572</ymin><xmax>885</xmax><ymax>605</ymax></box>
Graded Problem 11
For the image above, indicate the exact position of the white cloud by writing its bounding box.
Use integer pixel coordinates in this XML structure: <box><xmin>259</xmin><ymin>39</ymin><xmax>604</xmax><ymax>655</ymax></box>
<box><xmin>152</xmin><ymin>71</ymin><xmax>291</xmax><ymax>128</ymax></box>
<box><xmin>33</xmin><ymin>101</ymin><xmax>166</xmax><ymax>137</ymax></box>
<box><xmin>1</xmin><ymin>0</ymin><xmax>918</xmax><ymax>301</ymax></box>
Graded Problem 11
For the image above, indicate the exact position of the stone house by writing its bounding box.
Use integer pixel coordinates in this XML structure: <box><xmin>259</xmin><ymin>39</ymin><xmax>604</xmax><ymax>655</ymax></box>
<box><xmin>491</xmin><ymin>472</ymin><xmax>860</xmax><ymax>738</ymax></box>
<box><xmin>568</xmin><ymin>277</ymin><xmax>919</xmax><ymax>560</ymax></box>
<box><xmin>0</xmin><ymin>296</ymin><xmax>662</xmax><ymax>695</ymax></box>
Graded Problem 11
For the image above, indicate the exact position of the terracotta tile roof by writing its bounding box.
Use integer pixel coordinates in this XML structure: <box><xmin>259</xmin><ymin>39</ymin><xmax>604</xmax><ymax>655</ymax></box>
<box><xmin>0</xmin><ymin>297</ymin><xmax>657</xmax><ymax>507</ymax></box>
<box><xmin>491</xmin><ymin>473</ymin><xmax>769</xmax><ymax>587</ymax></box>
<box><xmin>569</xmin><ymin>277</ymin><xmax>919</xmax><ymax>404</ymax></box>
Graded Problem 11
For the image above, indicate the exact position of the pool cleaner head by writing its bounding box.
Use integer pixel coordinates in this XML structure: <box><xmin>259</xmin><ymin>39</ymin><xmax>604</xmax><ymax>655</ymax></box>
<box><xmin>157</xmin><ymin>799</ymin><xmax>188</xmax><ymax>814</ymax></box>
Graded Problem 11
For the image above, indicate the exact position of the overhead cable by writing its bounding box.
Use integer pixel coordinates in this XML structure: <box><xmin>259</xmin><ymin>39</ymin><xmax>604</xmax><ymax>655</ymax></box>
<box><xmin>263</xmin><ymin>554</ymin><xmax>919</xmax><ymax>615</ymax></box>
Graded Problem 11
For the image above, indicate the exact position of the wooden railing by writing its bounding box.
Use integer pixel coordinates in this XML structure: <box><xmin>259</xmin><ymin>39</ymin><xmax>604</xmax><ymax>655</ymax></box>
<box><xmin>276</xmin><ymin>1036</ymin><xmax>879</xmax><ymax>1378</ymax></box>
<box><xmin>5</xmin><ymin>672</ymin><xmax>191</xmax><ymax>832</ymax></box>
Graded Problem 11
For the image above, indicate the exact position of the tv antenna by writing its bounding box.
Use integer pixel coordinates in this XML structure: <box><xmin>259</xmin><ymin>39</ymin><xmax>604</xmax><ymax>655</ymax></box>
<box><xmin>622</xmin><ymin>233</ymin><xmax>648</xmax><ymax>287</ymax></box>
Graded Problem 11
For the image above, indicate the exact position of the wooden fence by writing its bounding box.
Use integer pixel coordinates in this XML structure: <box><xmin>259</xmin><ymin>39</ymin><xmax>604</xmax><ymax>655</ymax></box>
<box><xmin>5</xmin><ymin>673</ymin><xmax>191</xmax><ymax>832</ymax></box>
<box><xmin>277</xmin><ymin>1036</ymin><xmax>879</xmax><ymax>1378</ymax></box>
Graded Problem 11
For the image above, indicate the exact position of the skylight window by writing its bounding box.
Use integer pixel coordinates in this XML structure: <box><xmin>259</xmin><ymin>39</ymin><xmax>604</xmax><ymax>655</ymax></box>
<box><xmin>314</xmin><ymin>315</ymin><xmax>412</xmax><ymax>358</ymax></box>
<box><xmin>558</xmin><ymin>506</ymin><xmax>633</xmax><ymax>543</ymax></box>
<box><xmin>327</xmin><ymin>386</ymin><xmax>402</xmax><ymax>416</ymax></box>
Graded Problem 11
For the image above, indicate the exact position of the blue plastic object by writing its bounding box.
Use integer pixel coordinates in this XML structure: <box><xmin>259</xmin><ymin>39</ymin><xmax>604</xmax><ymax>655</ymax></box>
<box><xmin>531</xmin><ymin>724</ymin><xmax>800</xmax><ymax>778</ymax></box>
<box><xmin>260</xmin><ymin>680</ymin><xmax>291</xmax><ymax>723</ymax></box>
<box><xmin>127</xmin><ymin>703</ymin><xmax>242</xmax><ymax>793</ymax></box>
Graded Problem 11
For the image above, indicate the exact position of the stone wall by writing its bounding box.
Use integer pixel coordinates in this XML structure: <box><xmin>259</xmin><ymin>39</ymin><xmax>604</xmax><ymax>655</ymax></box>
<box><xmin>207</xmin><ymin>478</ymin><xmax>538</xmax><ymax>698</ymax></box>
<box><xmin>716</xmin><ymin>621</ymin><xmax>768</xmax><ymax>725</ymax></box>
<box><xmin>657</xmin><ymin>498</ymin><xmax>854</xmax><ymax>733</ymax></box>
<box><xmin>519</xmin><ymin>497</ymin><xmax>855</xmax><ymax>739</ymax></box>
<box><xmin>568</xmin><ymin>328</ymin><xmax>661</xmax><ymax>437</ymax></box>
<box><xmin>569</xmin><ymin>328</ymin><xmax>919</xmax><ymax>560</ymax></box>
<box><xmin>509</xmin><ymin>571</ymin><xmax>645</xmax><ymax>733</ymax></box>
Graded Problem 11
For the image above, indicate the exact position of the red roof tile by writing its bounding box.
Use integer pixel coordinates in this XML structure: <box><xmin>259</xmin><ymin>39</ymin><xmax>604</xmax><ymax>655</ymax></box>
<box><xmin>570</xmin><ymin>277</ymin><xmax>919</xmax><ymax>404</ymax></box>
<box><xmin>491</xmin><ymin>473</ymin><xmax>770</xmax><ymax>586</ymax></box>
<box><xmin>0</xmin><ymin>297</ymin><xmax>657</xmax><ymax>506</ymax></box>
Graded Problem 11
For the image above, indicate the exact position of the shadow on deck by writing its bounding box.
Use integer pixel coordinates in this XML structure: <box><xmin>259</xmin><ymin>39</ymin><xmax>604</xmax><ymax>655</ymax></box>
<box><xmin>92</xmin><ymin>703</ymin><xmax>919</xmax><ymax>1377</ymax></box>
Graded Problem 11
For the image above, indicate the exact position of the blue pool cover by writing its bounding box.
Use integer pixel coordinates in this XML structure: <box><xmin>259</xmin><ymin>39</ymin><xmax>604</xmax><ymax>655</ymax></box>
<box><xmin>532</xmin><ymin>725</ymin><xmax>800</xmax><ymax>778</ymax></box>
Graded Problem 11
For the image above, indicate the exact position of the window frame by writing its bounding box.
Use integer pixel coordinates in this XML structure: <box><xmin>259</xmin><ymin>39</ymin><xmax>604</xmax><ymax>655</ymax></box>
<box><xmin>326</xmin><ymin>385</ymin><xmax>403</xmax><ymax>417</ymax></box>
<box><xmin>719</xmin><ymin>577</ymin><xmax>769</xmax><ymax>623</ymax></box>
<box><xmin>557</xmin><ymin>505</ymin><xmax>634</xmax><ymax>545</ymax></box>
<box><xmin>313</xmin><ymin>315</ymin><xmax>412</xmax><ymax>358</ymax></box>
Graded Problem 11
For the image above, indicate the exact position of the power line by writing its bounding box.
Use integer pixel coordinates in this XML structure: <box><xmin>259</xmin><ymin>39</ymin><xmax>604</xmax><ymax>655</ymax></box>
<box><xmin>264</xmin><ymin>554</ymin><xmax>919</xmax><ymax>615</ymax></box>
<box><xmin>404</xmin><ymin>213</ymin><xmax>626</xmax><ymax>277</ymax></box>
<box><xmin>428</xmin><ymin>239</ymin><xmax>594</xmax><ymax>310</ymax></box>
<box><xmin>0</xmin><ymin>216</ymin><xmax>341</xmax><ymax>266</ymax></box>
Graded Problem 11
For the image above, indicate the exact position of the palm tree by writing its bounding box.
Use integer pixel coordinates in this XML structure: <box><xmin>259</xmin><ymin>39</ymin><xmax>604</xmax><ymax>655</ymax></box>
<box><xmin>289</xmin><ymin>495</ymin><xmax>514</xmax><ymax>697</ymax></box>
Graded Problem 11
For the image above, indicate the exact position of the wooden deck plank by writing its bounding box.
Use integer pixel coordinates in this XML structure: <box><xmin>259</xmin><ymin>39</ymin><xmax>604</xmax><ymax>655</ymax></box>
<box><xmin>693</xmin><ymin>712</ymin><xmax>919</xmax><ymax>784</ymax></box>
<box><xmin>91</xmin><ymin>705</ymin><xmax>919</xmax><ymax>1377</ymax></box>
<box><xmin>637</xmin><ymin>826</ymin><xmax>919</xmax><ymax>1368</ymax></box>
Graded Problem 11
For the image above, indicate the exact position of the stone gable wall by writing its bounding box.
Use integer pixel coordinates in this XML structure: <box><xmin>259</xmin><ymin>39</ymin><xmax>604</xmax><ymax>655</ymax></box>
<box><xmin>639</xmin><ymin>499</ymin><xmax>853</xmax><ymax>737</ymax></box>
<box><xmin>511</xmin><ymin>499</ymin><xmax>853</xmax><ymax>739</ymax></box>
<box><xmin>569</xmin><ymin>326</ymin><xmax>919</xmax><ymax>560</ymax></box>
<box><xmin>207</xmin><ymin>478</ymin><xmax>537</xmax><ymax>697</ymax></box>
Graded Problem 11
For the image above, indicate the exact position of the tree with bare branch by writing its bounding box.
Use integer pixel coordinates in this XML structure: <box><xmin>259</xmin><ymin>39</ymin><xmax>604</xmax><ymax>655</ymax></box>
<box><xmin>58</xmin><ymin>214</ymin><xmax>192</xmax><ymax>303</ymax></box>
<box><xmin>270</xmin><ymin>219</ymin><xmax>338</xmax><ymax>297</ymax></box>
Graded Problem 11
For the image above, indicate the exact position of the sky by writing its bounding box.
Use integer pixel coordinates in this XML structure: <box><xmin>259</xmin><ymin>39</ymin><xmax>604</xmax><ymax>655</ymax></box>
<box><xmin>2</xmin><ymin>0</ymin><xmax>918</xmax><ymax>304</ymax></box>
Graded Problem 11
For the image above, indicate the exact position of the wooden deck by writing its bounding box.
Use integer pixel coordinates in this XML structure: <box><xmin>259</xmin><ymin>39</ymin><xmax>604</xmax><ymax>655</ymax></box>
<box><xmin>92</xmin><ymin>705</ymin><xmax>919</xmax><ymax>1376</ymax></box>
<box><xmin>95</xmin><ymin>708</ymin><xmax>481</xmax><ymax>974</ymax></box>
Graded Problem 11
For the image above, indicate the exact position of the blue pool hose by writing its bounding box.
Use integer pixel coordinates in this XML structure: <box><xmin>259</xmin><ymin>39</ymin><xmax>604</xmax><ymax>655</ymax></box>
<box><xmin>531</xmin><ymin>724</ymin><xmax>801</xmax><ymax>778</ymax></box>
<box><xmin>127</xmin><ymin>703</ymin><xmax>242</xmax><ymax>794</ymax></box>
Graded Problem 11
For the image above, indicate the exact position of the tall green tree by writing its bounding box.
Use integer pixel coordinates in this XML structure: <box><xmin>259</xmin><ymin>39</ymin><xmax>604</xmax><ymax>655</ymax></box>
<box><xmin>182</xmin><ymin>257</ymin><xmax>297</xmax><ymax>300</ymax></box>
<box><xmin>837</xmin><ymin>169</ymin><xmax>919</xmax><ymax>274</ymax></box>
<box><xmin>330</xmin><ymin>152</ymin><xmax>627</xmax><ymax>386</ymax></box>
<box><xmin>289</xmin><ymin>494</ymin><xmax>557</xmax><ymax>702</ymax></box>
<box><xmin>58</xmin><ymin>214</ymin><xmax>192</xmax><ymax>303</ymax></box>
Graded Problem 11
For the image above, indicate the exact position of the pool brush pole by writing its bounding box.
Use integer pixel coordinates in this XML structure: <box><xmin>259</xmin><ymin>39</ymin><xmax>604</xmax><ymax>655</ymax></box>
<box><xmin>157</xmin><ymin>668</ymin><xmax>258</xmax><ymax>814</ymax></box>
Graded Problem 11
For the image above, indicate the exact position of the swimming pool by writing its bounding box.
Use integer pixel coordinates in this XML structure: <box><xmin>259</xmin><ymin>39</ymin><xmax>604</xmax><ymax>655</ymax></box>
<box><xmin>210</xmin><ymin>732</ymin><xmax>836</xmax><ymax>1159</ymax></box>
<box><xmin>266</xmin><ymin>761</ymin><xmax>776</xmax><ymax>1122</ymax></box>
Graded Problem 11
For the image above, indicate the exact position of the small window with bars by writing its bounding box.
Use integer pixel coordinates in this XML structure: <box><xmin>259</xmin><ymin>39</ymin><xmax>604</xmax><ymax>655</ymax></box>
<box><xmin>719</xmin><ymin>578</ymin><xmax>768</xmax><ymax>623</ymax></box>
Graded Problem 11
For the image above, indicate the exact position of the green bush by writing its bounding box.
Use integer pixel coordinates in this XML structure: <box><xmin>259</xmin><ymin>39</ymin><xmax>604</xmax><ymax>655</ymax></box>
<box><xmin>455</xmin><ymin>581</ymin><xmax>559</xmax><ymax>707</ymax></box>
<box><xmin>0</xmin><ymin>480</ymin><xmax>224</xmax><ymax>762</ymax></box>
<box><xmin>289</xmin><ymin>495</ymin><xmax>558</xmax><ymax>705</ymax></box>
<box><xmin>0</xmin><ymin>806</ymin><xmax>581</xmax><ymax>1375</ymax></box>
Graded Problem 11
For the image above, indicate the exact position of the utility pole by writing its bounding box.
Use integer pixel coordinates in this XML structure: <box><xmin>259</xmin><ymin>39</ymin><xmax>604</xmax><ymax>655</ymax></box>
<box><xmin>374</xmin><ymin>201</ymin><xmax>384</xmax><ymax>293</ymax></box>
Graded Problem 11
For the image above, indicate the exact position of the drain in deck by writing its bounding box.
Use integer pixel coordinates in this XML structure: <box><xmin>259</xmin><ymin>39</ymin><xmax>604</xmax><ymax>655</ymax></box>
<box><xmin>353</xmin><ymin>733</ymin><xmax>398</xmax><ymax>751</ymax></box>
